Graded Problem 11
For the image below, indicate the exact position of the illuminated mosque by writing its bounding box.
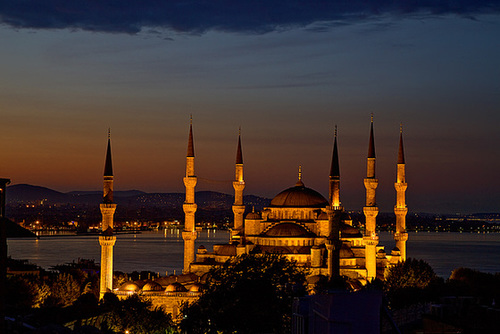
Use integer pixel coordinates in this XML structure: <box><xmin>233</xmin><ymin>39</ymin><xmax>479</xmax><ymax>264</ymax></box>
<box><xmin>98</xmin><ymin>117</ymin><xmax>408</xmax><ymax>315</ymax></box>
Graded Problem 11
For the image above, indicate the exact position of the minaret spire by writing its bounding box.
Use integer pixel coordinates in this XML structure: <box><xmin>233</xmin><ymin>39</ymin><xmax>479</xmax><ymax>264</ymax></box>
<box><xmin>368</xmin><ymin>114</ymin><xmax>376</xmax><ymax>159</ymax></box>
<box><xmin>232</xmin><ymin>127</ymin><xmax>246</xmax><ymax>241</ymax></box>
<box><xmin>104</xmin><ymin>129</ymin><xmax>113</xmax><ymax>177</ymax></box>
<box><xmin>329</xmin><ymin>126</ymin><xmax>340</xmax><ymax>208</ymax></box>
<box><xmin>187</xmin><ymin>115</ymin><xmax>194</xmax><ymax>158</ymax></box>
<box><xmin>99</xmin><ymin>130</ymin><xmax>117</xmax><ymax>299</ymax></box>
<box><xmin>398</xmin><ymin>123</ymin><xmax>405</xmax><ymax>164</ymax></box>
<box><xmin>363</xmin><ymin>115</ymin><xmax>379</xmax><ymax>281</ymax></box>
<box><xmin>236</xmin><ymin>127</ymin><xmax>243</xmax><ymax>164</ymax></box>
<box><xmin>394</xmin><ymin>124</ymin><xmax>408</xmax><ymax>260</ymax></box>
<box><xmin>183</xmin><ymin>116</ymin><xmax>198</xmax><ymax>273</ymax></box>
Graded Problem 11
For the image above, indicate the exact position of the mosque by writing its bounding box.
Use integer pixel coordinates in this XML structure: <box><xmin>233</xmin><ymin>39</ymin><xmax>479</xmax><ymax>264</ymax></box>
<box><xmin>98</xmin><ymin>117</ymin><xmax>408</xmax><ymax>314</ymax></box>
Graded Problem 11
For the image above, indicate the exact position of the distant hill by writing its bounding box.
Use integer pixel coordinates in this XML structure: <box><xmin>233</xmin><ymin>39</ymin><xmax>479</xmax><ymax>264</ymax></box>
<box><xmin>67</xmin><ymin>190</ymin><xmax>146</xmax><ymax>197</ymax></box>
<box><xmin>7</xmin><ymin>184</ymin><xmax>68</xmax><ymax>203</ymax></box>
<box><xmin>6</xmin><ymin>184</ymin><xmax>271</xmax><ymax>210</ymax></box>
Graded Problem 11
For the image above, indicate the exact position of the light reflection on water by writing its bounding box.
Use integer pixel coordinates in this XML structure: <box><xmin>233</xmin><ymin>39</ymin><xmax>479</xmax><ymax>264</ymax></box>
<box><xmin>7</xmin><ymin>229</ymin><xmax>230</xmax><ymax>275</ymax></box>
<box><xmin>7</xmin><ymin>230</ymin><xmax>500</xmax><ymax>278</ymax></box>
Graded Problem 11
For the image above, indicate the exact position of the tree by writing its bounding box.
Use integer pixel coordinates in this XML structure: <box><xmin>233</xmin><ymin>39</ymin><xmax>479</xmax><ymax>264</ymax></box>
<box><xmin>384</xmin><ymin>258</ymin><xmax>441</xmax><ymax>308</ymax></box>
<box><xmin>180</xmin><ymin>253</ymin><xmax>307</xmax><ymax>334</ymax></box>
<box><xmin>44</xmin><ymin>273</ymin><xmax>82</xmax><ymax>307</ymax></box>
<box><xmin>100</xmin><ymin>294</ymin><xmax>176</xmax><ymax>334</ymax></box>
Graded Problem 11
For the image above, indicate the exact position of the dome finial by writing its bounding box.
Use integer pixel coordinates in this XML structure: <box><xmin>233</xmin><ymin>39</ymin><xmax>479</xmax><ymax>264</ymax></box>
<box><xmin>108</xmin><ymin>128</ymin><xmax>111</xmax><ymax>139</ymax></box>
<box><xmin>371</xmin><ymin>113</ymin><xmax>374</xmax><ymax>123</ymax></box>
<box><xmin>334</xmin><ymin>124</ymin><xmax>337</xmax><ymax>138</ymax></box>
<box><xmin>400</xmin><ymin>122</ymin><xmax>403</xmax><ymax>134</ymax></box>
<box><xmin>296</xmin><ymin>165</ymin><xmax>304</xmax><ymax>186</ymax></box>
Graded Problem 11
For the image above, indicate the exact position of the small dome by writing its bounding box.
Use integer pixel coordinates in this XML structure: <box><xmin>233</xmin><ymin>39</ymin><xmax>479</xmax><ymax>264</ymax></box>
<box><xmin>189</xmin><ymin>283</ymin><xmax>204</xmax><ymax>292</ymax></box>
<box><xmin>166</xmin><ymin>282</ymin><xmax>187</xmax><ymax>293</ymax></box>
<box><xmin>340</xmin><ymin>223</ymin><xmax>362</xmax><ymax>238</ymax></box>
<box><xmin>197</xmin><ymin>245</ymin><xmax>207</xmax><ymax>254</ymax></box>
<box><xmin>213</xmin><ymin>244</ymin><xmax>237</xmax><ymax>256</ymax></box>
<box><xmin>377</xmin><ymin>249</ymin><xmax>386</xmax><ymax>258</ymax></box>
<box><xmin>270</xmin><ymin>183</ymin><xmax>328</xmax><ymax>208</ymax></box>
<box><xmin>306</xmin><ymin>274</ymin><xmax>325</xmax><ymax>285</ymax></box>
<box><xmin>118</xmin><ymin>282</ymin><xmax>140</xmax><ymax>292</ymax></box>
<box><xmin>391</xmin><ymin>247</ymin><xmax>401</xmax><ymax>256</ymax></box>
<box><xmin>339</xmin><ymin>244</ymin><xmax>355</xmax><ymax>258</ymax></box>
<box><xmin>246</xmin><ymin>211</ymin><xmax>261</xmax><ymax>220</ymax></box>
<box><xmin>263</xmin><ymin>223</ymin><xmax>315</xmax><ymax>237</ymax></box>
<box><xmin>317</xmin><ymin>212</ymin><xmax>328</xmax><ymax>220</ymax></box>
<box><xmin>142</xmin><ymin>281</ymin><xmax>163</xmax><ymax>291</ymax></box>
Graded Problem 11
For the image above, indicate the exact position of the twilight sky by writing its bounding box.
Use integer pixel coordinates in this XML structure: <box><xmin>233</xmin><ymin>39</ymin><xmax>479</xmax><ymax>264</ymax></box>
<box><xmin>1</xmin><ymin>1</ymin><xmax>499</xmax><ymax>214</ymax></box>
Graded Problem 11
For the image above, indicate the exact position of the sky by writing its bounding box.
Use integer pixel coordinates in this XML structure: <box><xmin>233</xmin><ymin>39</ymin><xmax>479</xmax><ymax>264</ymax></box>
<box><xmin>1</xmin><ymin>1</ymin><xmax>499</xmax><ymax>214</ymax></box>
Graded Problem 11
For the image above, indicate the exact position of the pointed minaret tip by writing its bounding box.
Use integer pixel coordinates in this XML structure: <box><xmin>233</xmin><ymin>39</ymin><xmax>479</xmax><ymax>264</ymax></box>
<box><xmin>368</xmin><ymin>115</ymin><xmax>376</xmax><ymax>158</ymax></box>
<box><xmin>398</xmin><ymin>123</ymin><xmax>405</xmax><ymax>164</ymax></box>
<box><xmin>330</xmin><ymin>126</ymin><xmax>340</xmax><ymax>179</ymax></box>
<box><xmin>104</xmin><ymin>131</ymin><xmax>113</xmax><ymax>177</ymax></box>
<box><xmin>187</xmin><ymin>116</ymin><xmax>194</xmax><ymax>157</ymax></box>
<box><xmin>236</xmin><ymin>127</ymin><xmax>243</xmax><ymax>164</ymax></box>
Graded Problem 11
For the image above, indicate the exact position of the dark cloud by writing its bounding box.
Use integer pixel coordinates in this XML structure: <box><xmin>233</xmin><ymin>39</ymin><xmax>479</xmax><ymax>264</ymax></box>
<box><xmin>0</xmin><ymin>1</ymin><xmax>499</xmax><ymax>34</ymax></box>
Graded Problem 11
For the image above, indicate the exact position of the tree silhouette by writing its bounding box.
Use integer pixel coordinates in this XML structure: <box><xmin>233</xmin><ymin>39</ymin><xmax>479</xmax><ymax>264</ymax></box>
<box><xmin>180</xmin><ymin>253</ymin><xmax>307</xmax><ymax>334</ymax></box>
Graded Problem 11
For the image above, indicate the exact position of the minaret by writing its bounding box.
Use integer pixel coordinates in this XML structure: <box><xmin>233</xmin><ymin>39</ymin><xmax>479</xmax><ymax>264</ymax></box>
<box><xmin>182</xmin><ymin>116</ymin><xmax>198</xmax><ymax>273</ymax></box>
<box><xmin>326</xmin><ymin>127</ymin><xmax>343</xmax><ymax>280</ymax></box>
<box><xmin>329</xmin><ymin>126</ymin><xmax>341</xmax><ymax>209</ymax></box>
<box><xmin>231</xmin><ymin>128</ymin><xmax>245</xmax><ymax>241</ymax></box>
<box><xmin>394</xmin><ymin>124</ymin><xmax>408</xmax><ymax>260</ymax></box>
<box><xmin>99</xmin><ymin>129</ymin><xmax>117</xmax><ymax>300</ymax></box>
<box><xmin>363</xmin><ymin>115</ymin><xmax>379</xmax><ymax>281</ymax></box>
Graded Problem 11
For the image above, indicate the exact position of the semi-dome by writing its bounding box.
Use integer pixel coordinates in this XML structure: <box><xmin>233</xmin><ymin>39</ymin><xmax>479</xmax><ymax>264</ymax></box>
<box><xmin>263</xmin><ymin>223</ymin><xmax>315</xmax><ymax>237</ymax></box>
<box><xmin>270</xmin><ymin>181</ymin><xmax>328</xmax><ymax>208</ymax></box>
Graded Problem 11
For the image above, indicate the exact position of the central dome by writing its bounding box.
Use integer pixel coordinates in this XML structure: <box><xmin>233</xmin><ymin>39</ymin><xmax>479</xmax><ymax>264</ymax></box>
<box><xmin>263</xmin><ymin>223</ymin><xmax>315</xmax><ymax>237</ymax></box>
<box><xmin>270</xmin><ymin>181</ymin><xmax>329</xmax><ymax>208</ymax></box>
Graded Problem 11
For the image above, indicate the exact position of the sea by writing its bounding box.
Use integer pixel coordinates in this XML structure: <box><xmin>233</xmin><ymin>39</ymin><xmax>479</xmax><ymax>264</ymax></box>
<box><xmin>7</xmin><ymin>230</ymin><xmax>500</xmax><ymax>278</ymax></box>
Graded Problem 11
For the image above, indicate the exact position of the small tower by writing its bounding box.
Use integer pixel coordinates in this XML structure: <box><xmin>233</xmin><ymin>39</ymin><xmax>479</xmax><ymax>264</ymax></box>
<box><xmin>329</xmin><ymin>126</ymin><xmax>341</xmax><ymax>209</ymax></box>
<box><xmin>182</xmin><ymin>116</ymin><xmax>198</xmax><ymax>273</ymax></box>
<box><xmin>394</xmin><ymin>125</ymin><xmax>408</xmax><ymax>260</ymax></box>
<box><xmin>231</xmin><ymin>128</ymin><xmax>245</xmax><ymax>241</ymax></box>
<box><xmin>363</xmin><ymin>115</ymin><xmax>379</xmax><ymax>281</ymax></box>
<box><xmin>99</xmin><ymin>130</ymin><xmax>117</xmax><ymax>300</ymax></box>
